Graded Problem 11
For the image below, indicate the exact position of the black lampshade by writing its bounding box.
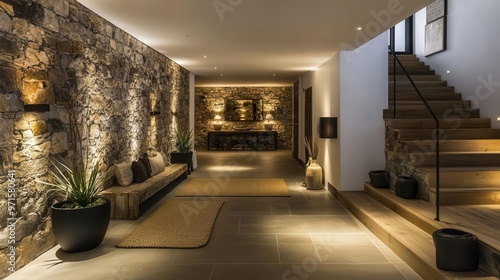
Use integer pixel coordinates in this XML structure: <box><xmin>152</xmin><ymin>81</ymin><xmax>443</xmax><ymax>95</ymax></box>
<box><xmin>320</xmin><ymin>117</ymin><xmax>337</xmax><ymax>138</ymax></box>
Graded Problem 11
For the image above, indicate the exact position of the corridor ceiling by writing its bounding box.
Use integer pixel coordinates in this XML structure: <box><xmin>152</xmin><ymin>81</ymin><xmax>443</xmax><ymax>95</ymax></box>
<box><xmin>77</xmin><ymin>0</ymin><xmax>433</xmax><ymax>86</ymax></box>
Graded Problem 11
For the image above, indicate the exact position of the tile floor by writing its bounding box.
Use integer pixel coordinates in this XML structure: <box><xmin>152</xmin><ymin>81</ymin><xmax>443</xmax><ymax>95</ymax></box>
<box><xmin>6</xmin><ymin>150</ymin><xmax>422</xmax><ymax>280</ymax></box>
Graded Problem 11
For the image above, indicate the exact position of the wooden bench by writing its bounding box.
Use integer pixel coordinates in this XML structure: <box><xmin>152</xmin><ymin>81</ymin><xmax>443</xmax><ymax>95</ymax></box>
<box><xmin>101</xmin><ymin>163</ymin><xmax>188</xmax><ymax>219</ymax></box>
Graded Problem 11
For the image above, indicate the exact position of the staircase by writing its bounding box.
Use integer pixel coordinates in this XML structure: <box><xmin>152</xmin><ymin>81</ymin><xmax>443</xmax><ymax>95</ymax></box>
<box><xmin>385</xmin><ymin>54</ymin><xmax>500</xmax><ymax>205</ymax></box>
<box><xmin>335</xmin><ymin>54</ymin><xmax>500</xmax><ymax>279</ymax></box>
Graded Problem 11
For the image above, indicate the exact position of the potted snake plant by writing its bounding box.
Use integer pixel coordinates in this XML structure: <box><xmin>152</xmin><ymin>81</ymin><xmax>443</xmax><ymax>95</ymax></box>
<box><xmin>170</xmin><ymin>128</ymin><xmax>194</xmax><ymax>173</ymax></box>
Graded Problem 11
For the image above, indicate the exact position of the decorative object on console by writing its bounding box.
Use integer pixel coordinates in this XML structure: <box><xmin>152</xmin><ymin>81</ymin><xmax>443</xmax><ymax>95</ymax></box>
<box><xmin>213</xmin><ymin>114</ymin><xmax>223</xmax><ymax>131</ymax></box>
<box><xmin>320</xmin><ymin>117</ymin><xmax>337</xmax><ymax>138</ymax></box>
<box><xmin>264</xmin><ymin>114</ymin><xmax>274</xmax><ymax>131</ymax></box>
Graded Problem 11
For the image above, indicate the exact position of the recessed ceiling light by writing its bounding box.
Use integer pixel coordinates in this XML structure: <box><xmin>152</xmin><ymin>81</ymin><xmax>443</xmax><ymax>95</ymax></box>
<box><xmin>204</xmin><ymin>55</ymin><xmax>207</xmax><ymax>58</ymax></box>
<box><xmin>357</xmin><ymin>27</ymin><xmax>362</xmax><ymax>31</ymax></box>
<box><xmin>220</xmin><ymin>74</ymin><xmax>224</xmax><ymax>76</ymax></box>
<box><xmin>214</xmin><ymin>67</ymin><xmax>217</xmax><ymax>70</ymax></box>
<box><xmin>497</xmin><ymin>117</ymin><xmax>500</xmax><ymax>121</ymax></box>
<box><xmin>273</xmin><ymin>74</ymin><xmax>276</xmax><ymax>77</ymax></box>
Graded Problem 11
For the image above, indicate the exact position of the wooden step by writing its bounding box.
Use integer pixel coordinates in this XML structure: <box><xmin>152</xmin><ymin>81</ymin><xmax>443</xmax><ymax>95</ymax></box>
<box><xmin>390</xmin><ymin>80</ymin><xmax>448</xmax><ymax>87</ymax></box>
<box><xmin>389</xmin><ymin>69</ymin><xmax>435</xmax><ymax>75</ymax></box>
<box><xmin>388</xmin><ymin>92</ymin><xmax>462</xmax><ymax>101</ymax></box>
<box><xmin>363</xmin><ymin>183</ymin><xmax>500</xmax><ymax>278</ymax></box>
<box><xmin>389</xmin><ymin>75</ymin><xmax>441</xmax><ymax>81</ymax></box>
<box><xmin>389</xmin><ymin>86</ymin><xmax>456</xmax><ymax>94</ymax></box>
<box><xmin>418</xmin><ymin>167</ymin><xmax>500</xmax><ymax>188</ymax></box>
<box><xmin>394</xmin><ymin>128</ymin><xmax>500</xmax><ymax>141</ymax></box>
<box><xmin>386</xmin><ymin>118</ymin><xmax>491</xmax><ymax>129</ymax></box>
<box><xmin>384</xmin><ymin>108</ymin><xmax>480</xmax><ymax>119</ymax></box>
<box><xmin>389</xmin><ymin>103</ymin><xmax>471</xmax><ymax>112</ymax></box>
<box><xmin>401</xmin><ymin>139</ymin><xmax>500</xmax><ymax>153</ymax></box>
<box><xmin>389</xmin><ymin>100</ymin><xmax>471</xmax><ymax>109</ymax></box>
<box><xmin>337</xmin><ymin>189</ymin><xmax>496</xmax><ymax>279</ymax></box>
<box><xmin>429</xmin><ymin>187</ymin><xmax>500</xmax><ymax>205</ymax></box>
<box><xmin>409</xmin><ymin>152</ymin><xmax>500</xmax><ymax>167</ymax></box>
<box><xmin>388</xmin><ymin>54</ymin><xmax>418</xmax><ymax>61</ymax></box>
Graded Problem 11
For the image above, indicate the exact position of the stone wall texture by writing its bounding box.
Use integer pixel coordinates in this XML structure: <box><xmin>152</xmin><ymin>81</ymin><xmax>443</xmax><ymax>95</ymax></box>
<box><xmin>195</xmin><ymin>87</ymin><xmax>293</xmax><ymax>149</ymax></box>
<box><xmin>0</xmin><ymin>0</ymin><xmax>190</xmax><ymax>277</ymax></box>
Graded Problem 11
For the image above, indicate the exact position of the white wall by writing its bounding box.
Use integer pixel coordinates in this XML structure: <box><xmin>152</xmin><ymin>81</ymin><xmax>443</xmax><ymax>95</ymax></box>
<box><xmin>415</xmin><ymin>0</ymin><xmax>500</xmax><ymax>128</ymax></box>
<box><xmin>339</xmin><ymin>33</ymin><xmax>388</xmax><ymax>191</ymax></box>
<box><xmin>298</xmin><ymin>32</ymin><xmax>387</xmax><ymax>191</ymax></box>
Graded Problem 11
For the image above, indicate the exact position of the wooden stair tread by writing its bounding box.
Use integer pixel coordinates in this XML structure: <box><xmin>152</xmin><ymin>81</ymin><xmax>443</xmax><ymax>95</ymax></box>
<box><xmin>388</xmin><ymin>118</ymin><xmax>491</xmax><ymax>129</ymax></box>
<box><xmin>337</xmin><ymin>190</ymin><xmax>496</xmax><ymax>279</ymax></box>
<box><xmin>394</xmin><ymin>128</ymin><xmax>500</xmax><ymax>140</ymax></box>
<box><xmin>430</xmin><ymin>187</ymin><xmax>500</xmax><ymax>192</ymax></box>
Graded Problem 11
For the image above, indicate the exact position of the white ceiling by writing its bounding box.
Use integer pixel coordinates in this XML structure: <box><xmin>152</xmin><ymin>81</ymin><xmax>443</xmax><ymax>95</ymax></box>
<box><xmin>76</xmin><ymin>0</ymin><xmax>432</xmax><ymax>86</ymax></box>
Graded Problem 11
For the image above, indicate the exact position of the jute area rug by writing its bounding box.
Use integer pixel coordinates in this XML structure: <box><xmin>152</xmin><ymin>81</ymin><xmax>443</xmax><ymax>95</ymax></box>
<box><xmin>116</xmin><ymin>200</ymin><xmax>224</xmax><ymax>248</ymax></box>
<box><xmin>175</xmin><ymin>178</ymin><xmax>290</xmax><ymax>197</ymax></box>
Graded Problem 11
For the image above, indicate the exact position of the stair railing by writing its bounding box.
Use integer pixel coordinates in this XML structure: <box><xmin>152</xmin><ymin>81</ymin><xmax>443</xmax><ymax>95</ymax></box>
<box><xmin>388</xmin><ymin>46</ymin><xmax>441</xmax><ymax>221</ymax></box>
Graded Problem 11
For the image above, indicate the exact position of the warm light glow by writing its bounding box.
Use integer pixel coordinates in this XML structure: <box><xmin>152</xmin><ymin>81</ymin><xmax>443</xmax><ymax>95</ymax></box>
<box><xmin>265</xmin><ymin>114</ymin><xmax>274</xmax><ymax>122</ymax></box>
<box><xmin>207</xmin><ymin>165</ymin><xmax>255</xmax><ymax>172</ymax></box>
<box><xmin>214</xmin><ymin>114</ymin><xmax>222</xmax><ymax>121</ymax></box>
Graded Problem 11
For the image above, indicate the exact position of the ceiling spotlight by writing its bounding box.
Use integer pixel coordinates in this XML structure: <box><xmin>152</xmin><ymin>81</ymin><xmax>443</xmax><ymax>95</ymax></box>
<box><xmin>204</xmin><ymin>55</ymin><xmax>207</xmax><ymax>58</ymax></box>
<box><xmin>273</xmin><ymin>74</ymin><xmax>276</xmax><ymax>77</ymax></box>
<box><xmin>214</xmin><ymin>67</ymin><xmax>217</xmax><ymax>70</ymax></box>
<box><xmin>221</xmin><ymin>74</ymin><xmax>224</xmax><ymax>76</ymax></box>
<box><xmin>356</xmin><ymin>27</ymin><xmax>362</xmax><ymax>31</ymax></box>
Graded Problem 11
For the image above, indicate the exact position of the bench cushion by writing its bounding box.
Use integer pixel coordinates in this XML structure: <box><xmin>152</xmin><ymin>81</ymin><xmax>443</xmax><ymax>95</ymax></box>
<box><xmin>115</xmin><ymin>162</ymin><xmax>133</xmax><ymax>186</ymax></box>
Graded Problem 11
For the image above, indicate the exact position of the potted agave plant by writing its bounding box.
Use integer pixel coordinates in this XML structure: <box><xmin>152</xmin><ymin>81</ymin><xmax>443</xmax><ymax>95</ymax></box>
<box><xmin>40</xmin><ymin>157</ymin><xmax>110</xmax><ymax>253</ymax></box>
<box><xmin>170</xmin><ymin>128</ymin><xmax>194</xmax><ymax>173</ymax></box>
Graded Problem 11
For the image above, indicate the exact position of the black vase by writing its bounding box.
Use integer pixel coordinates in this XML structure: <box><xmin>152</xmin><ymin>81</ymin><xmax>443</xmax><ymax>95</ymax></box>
<box><xmin>395</xmin><ymin>176</ymin><xmax>418</xmax><ymax>199</ymax></box>
<box><xmin>369</xmin><ymin>170</ymin><xmax>390</xmax><ymax>188</ymax></box>
<box><xmin>170</xmin><ymin>151</ymin><xmax>193</xmax><ymax>174</ymax></box>
<box><xmin>432</xmin><ymin>228</ymin><xmax>479</xmax><ymax>271</ymax></box>
<box><xmin>51</xmin><ymin>199</ymin><xmax>110</xmax><ymax>253</ymax></box>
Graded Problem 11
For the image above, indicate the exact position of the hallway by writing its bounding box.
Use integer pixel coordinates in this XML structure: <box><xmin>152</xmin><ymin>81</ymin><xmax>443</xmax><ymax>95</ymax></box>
<box><xmin>7</xmin><ymin>150</ymin><xmax>421</xmax><ymax>280</ymax></box>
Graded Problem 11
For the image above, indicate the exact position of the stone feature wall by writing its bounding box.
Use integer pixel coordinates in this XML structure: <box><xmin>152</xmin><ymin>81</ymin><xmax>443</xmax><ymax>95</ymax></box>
<box><xmin>195</xmin><ymin>87</ymin><xmax>292</xmax><ymax>149</ymax></box>
<box><xmin>0</xmin><ymin>0</ymin><xmax>190</xmax><ymax>277</ymax></box>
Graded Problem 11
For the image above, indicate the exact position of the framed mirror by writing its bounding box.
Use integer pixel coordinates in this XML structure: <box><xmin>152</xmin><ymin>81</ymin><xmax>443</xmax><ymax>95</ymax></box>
<box><xmin>225</xmin><ymin>99</ymin><xmax>263</xmax><ymax>121</ymax></box>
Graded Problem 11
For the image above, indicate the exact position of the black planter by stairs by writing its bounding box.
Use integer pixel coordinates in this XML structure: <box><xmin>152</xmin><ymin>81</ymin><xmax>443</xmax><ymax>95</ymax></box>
<box><xmin>51</xmin><ymin>199</ymin><xmax>111</xmax><ymax>253</ymax></box>
<box><xmin>395</xmin><ymin>176</ymin><xmax>418</xmax><ymax>199</ymax></box>
<box><xmin>369</xmin><ymin>170</ymin><xmax>390</xmax><ymax>188</ymax></box>
<box><xmin>170</xmin><ymin>151</ymin><xmax>193</xmax><ymax>174</ymax></box>
<box><xmin>432</xmin><ymin>228</ymin><xmax>479</xmax><ymax>271</ymax></box>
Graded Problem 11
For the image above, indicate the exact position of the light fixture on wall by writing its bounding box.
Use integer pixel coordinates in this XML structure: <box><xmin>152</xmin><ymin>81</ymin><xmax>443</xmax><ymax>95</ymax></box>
<box><xmin>264</xmin><ymin>114</ymin><xmax>274</xmax><ymax>131</ymax></box>
<box><xmin>320</xmin><ymin>117</ymin><xmax>338</xmax><ymax>138</ymax></box>
<box><xmin>24</xmin><ymin>104</ymin><xmax>50</xmax><ymax>112</ymax></box>
<box><xmin>213</xmin><ymin>114</ymin><xmax>223</xmax><ymax>131</ymax></box>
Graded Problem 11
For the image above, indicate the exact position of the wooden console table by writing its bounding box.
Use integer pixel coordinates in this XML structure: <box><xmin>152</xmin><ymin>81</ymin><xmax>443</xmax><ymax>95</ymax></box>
<box><xmin>207</xmin><ymin>130</ymin><xmax>277</xmax><ymax>151</ymax></box>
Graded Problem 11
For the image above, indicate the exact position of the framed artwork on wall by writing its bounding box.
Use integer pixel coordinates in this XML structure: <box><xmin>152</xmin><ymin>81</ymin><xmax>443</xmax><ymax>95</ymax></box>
<box><xmin>425</xmin><ymin>0</ymin><xmax>447</xmax><ymax>56</ymax></box>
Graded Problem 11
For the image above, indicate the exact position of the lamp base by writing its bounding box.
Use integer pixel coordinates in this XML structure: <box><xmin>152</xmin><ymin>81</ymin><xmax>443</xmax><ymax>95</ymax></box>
<box><xmin>213</xmin><ymin>124</ymin><xmax>223</xmax><ymax>131</ymax></box>
<box><xmin>264</xmin><ymin>124</ymin><xmax>274</xmax><ymax>131</ymax></box>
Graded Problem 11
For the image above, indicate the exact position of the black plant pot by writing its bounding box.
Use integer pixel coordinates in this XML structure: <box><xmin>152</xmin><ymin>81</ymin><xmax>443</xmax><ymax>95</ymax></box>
<box><xmin>395</xmin><ymin>176</ymin><xmax>418</xmax><ymax>199</ymax></box>
<box><xmin>51</xmin><ymin>199</ymin><xmax>111</xmax><ymax>253</ymax></box>
<box><xmin>432</xmin><ymin>228</ymin><xmax>479</xmax><ymax>271</ymax></box>
<box><xmin>171</xmin><ymin>151</ymin><xmax>193</xmax><ymax>174</ymax></box>
<box><xmin>369</xmin><ymin>170</ymin><xmax>390</xmax><ymax>188</ymax></box>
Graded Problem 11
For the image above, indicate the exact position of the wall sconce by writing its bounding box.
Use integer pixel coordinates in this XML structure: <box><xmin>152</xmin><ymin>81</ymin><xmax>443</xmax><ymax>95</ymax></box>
<box><xmin>264</xmin><ymin>114</ymin><xmax>274</xmax><ymax>131</ymax></box>
<box><xmin>320</xmin><ymin>117</ymin><xmax>337</xmax><ymax>138</ymax></box>
<box><xmin>150</xmin><ymin>111</ymin><xmax>161</xmax><ymax>116</ymax></box>
<box><xmin>213</xmin><ymin>114</ymin><xmax>223</xmax><ymax>131</ymax></box>
<box><xmin>24</xmin><ymin>104</ymin><xmax>50</xmax><ymax>112</ymax></box>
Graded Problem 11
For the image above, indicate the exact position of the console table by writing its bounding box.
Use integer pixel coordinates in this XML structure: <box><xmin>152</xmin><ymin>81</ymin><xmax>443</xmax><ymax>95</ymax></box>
<box><xmin>207</xmin><ymin>130</ymin><xmax>277</xmax><ymax>151</ymax></box>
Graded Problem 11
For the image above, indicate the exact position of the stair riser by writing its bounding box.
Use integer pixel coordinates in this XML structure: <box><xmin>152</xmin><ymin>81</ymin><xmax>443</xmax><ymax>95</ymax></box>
<box><xmin>389</xmin><ymin>70</ymin><xmax>435</xmax><ymax>75</ymax></box>
<box><xmin>384</xmin><ymin>109</ymin><xmax>480</xmax><ymax>119</ymax></box>
<box><xmin>410</xmin><ymin>154</ymin><xmax>500</xmax><ymax>167</ymax></box>
<box><xmin>402</xmin><ymin>140</ymin><xmax>500</xmax><ymax>153</ymax></box>
<box><xmin>425</xmin><ymin>171</ymin><xmax>500</xmax><ymax>188</ymax></box>
<box><xmin>389</xmin><ymin>75</ymin><xmax>441</xmax><ymax>81</ymax></box>
<box><xmin>396</xmin><ymin>129</ymin><xmax>500</xmax><ymax>141</ymax></box>
<box><xmin>387</xmin><ymin>119</ymin><xmax>491</xmax><ymax>129</ymax></box>
<box><xmin>429</xmin><ymin>189</ymin><xmax>500</xmax><ymax>205</ymax></box>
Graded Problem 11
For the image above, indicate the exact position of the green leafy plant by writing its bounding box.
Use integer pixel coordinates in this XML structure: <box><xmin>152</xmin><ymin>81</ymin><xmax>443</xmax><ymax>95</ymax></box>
<box><xmin>39</xmin><ymin>157</ymin><xmax>107</xmax><ymax>208</ymax></box>
<box><xmin>304</xmin><ymin>135</ymin><xmax>319</xmax><ymax>160</ymax></box>
<box><xmin>174</xmin><ymin>128</ymin><xmax>194</xmax><ymax>153</ymax></box>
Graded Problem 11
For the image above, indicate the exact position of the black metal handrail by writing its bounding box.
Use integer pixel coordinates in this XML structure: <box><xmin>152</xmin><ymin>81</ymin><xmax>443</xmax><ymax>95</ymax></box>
<box><xmin>388</xmin><ymin>46</ymin><xmax>441</xmax><ymax>221</ymax></box>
